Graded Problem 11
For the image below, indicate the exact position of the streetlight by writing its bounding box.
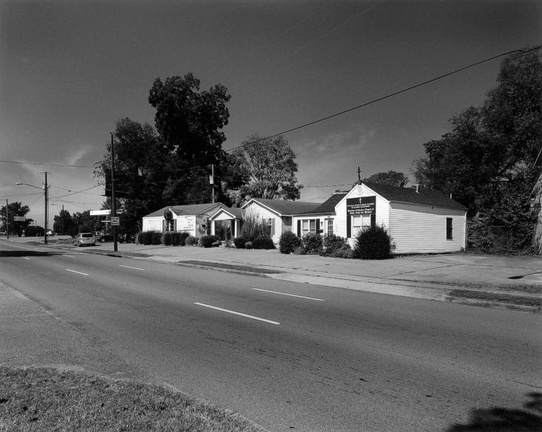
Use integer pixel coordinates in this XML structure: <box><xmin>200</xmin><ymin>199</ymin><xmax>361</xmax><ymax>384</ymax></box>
<box><xmin>16</xmin><ymin>172</ymin><xmax>49</xmax><ymax>244</ymax></box>
<box><xmin>51</xmin><ymin>203</ymin><xmax>64</xmax><ymax>235</ymax></box>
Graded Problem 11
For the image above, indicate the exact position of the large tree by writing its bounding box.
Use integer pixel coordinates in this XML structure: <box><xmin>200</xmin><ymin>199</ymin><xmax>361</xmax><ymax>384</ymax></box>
<box><xmin>148</xmin><ymin>73</ymin><xmax>231</xmax><ymax>165</ymax></box>
<box><xmin>95</xmin><ymin>118</ymin><xmax>168</xmax><ymax>234</ymax></box>
<box><xmin>364</xmin><ymin>171</ymin><xmax>409</xmax><ymax>188</ymax></box>
<box><xmin>0</xmin><ymin>201</ymin><xmax>32</xmax><ymax>235</ymax></box>
<box><xmin>229</xmin><ymin>134</ymin><xmax>303</xmax><ymax>203</ymax></box>
<box><xmin>413</xmin><ymin>47</ymin><xmax>542</xmax><ymax>252</ymax></box>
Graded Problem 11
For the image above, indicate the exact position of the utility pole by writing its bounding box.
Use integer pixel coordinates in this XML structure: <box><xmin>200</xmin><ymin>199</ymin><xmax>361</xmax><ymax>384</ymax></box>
<box><xmin>357</xmin><ymin>166</ymin><xmax>361</xmax><ymax>184</ymax></box>
<box><xmin>43</xmin><ymin>172</ymin><xmax>48</xmax><ymax>244</ymax></box>
<box><xmin>210</xmin><ymin>163</ymin><xmax>215</xmax><ymax>203</ymax></box>
<box><xmin>110</xmin><ymin>133</ymin><xmax>118</xmax><ymax>252</ymax></box>
<box><xmin>5</xmin><ymin>199</ymin><xmax>9</xmax><ymax>240</ymax></box>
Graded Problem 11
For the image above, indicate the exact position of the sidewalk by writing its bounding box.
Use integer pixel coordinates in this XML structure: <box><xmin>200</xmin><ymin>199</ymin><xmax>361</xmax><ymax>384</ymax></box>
<box><xmin>3</xmin><ymin>236</ymin><xmax>541</xmax><ymax>312</ymax></box>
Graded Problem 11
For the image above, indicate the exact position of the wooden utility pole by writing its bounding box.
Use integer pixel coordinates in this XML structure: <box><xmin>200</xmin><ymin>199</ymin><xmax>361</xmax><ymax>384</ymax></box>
<box><xmin>43</xmin><ymin>172</ymin><xmax>48</xmax><ymax>244</ymax></box>
<box><xmin>110</xmin><ymin>133</ymin><xmax>118</xmax><ymax>252</ymax></box>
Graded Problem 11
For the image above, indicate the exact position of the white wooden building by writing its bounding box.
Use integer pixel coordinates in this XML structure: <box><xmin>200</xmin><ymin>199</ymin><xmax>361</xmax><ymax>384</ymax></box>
<box><xmin>141</xmin><ymin>203</ymin><xmax>224</xmax><ymax>238</ymax></box>
<box><xmin>333</xmin><ymin>183</ymin><xmax>467</xmax><ymax>254</ymax></box>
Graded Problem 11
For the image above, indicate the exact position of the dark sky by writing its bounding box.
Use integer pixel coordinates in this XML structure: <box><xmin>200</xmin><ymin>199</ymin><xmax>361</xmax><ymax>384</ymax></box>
<box><xmin>1</xmin><ymin>0</ymin><xmax>540</xmax><ymax>224</ymax></box>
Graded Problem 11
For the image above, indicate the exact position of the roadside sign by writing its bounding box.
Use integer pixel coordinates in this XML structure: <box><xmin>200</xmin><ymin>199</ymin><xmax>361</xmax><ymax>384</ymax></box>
<box><xmin>14</xmin><ymin>216</ymin><xmax>26</xmax><ymax>222</ymax></box>
<box><xmin>110</xmin><ymin>216</ymin><xmax>120</xmax><ymax>226</ymax></box>
<box><xmin>90</xmin><ymin>209</ymin><xmax>111</xmax><ymax>216</ymax></box>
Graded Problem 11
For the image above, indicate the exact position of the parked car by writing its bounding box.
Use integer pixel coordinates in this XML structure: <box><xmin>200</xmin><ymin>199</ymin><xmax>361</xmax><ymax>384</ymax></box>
<box><xmin>73</xmin><ymin>232</ymin><xmax>96</xmax><ymax>247</ymax></box>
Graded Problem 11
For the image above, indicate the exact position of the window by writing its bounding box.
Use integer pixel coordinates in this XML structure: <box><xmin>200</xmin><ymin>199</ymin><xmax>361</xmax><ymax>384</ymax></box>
<box><xmin>163</xmin><ymin>219</ymin><xmax>176</xmax><ymax>232</ymax></box>
<box><xmin>267</xmin><ymin>218</ymin><xmax>275</xmax><ymax>236</ymax></box>
<box><xmin>301</xmin><ymin>219</ymin><xmax>318</xmax><ymax>236</ymax></box>
<box><xmin>446</xmin><ymin>218</ymin><xmax>453</xmax><ymax>240</ymax></box>
<box><xmin>326</xmin><ymin>218</ymin><xmax>334</xmax><ymax>236</ymax></box>
<box><xmin>352</xmin><ymin>215</ymin><xmax>371</xmax><ymax>234</ymax></box>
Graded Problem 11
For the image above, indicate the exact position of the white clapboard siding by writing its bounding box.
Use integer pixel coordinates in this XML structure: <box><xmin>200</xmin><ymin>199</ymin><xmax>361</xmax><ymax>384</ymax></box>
<box><xmin>390</xmin><ymin>203</ymin><xmax>465</xmax><ymax>254</ymax></box>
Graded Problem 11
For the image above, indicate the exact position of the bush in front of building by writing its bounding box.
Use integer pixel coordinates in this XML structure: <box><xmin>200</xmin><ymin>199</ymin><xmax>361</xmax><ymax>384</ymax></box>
<box><xmin>233</xmin><ymin>237</ymin><xmax>247</xmax><ymax>249</ymax></box>
<box><xmin>353</xmin><ymin>225</ymin><xmax>393</xmax><ymax>260</ymax></box>
<box><xmin>245</xmin><ymin>241</ymin><xmax>253</xmax><ymax>249</ymax></box>
<box><xmin>163</xmin><ymin>232</ymin><xmax>173</xmax><ymax>246</ymax></box>
<box><xmin>320</xmin><ymin>234</ymin><xmax>352</xmax><ymax>258</ymax></box>
<box><xmin>151</xmin><ymin>231</ymin><xmax>162</xmax><ymax>245</ymax></box>
<box><xmin>171</xmin><ymin>232</ymin><xmax>181</xmax><ymax>246</ymax></box>
<box><xmin>252</xmin><ymin>236</ymin><xmax>275</xmax><ymax>250</ymax></box>
<box><xmin>199</xmin><ymin>235</ymin><xmax>220</xmax><ymax>248</ymax></box>
<box><xmin>138</xmin><ymin>231</ymin><xmax>155</xmax><ymax>245</ymax></box>
<box><xmin>279</xmin><ymin>231</ymin><xmax>301</xmax><ymax>254</ymax></box>
<box><xmin>186</xmin><ymin>235</ymin><xmax>198</xmax><ymax>246</ymax></box>
<box><xmin>301</xmin><ymin>232</ymin><xmax>323</xmax><ymax>255</ymax></box>
<box><xmin>179</xmin><ymin>232</ymin><xmax>190</xmax><ymax>246</ymax></box>
<box><xmin>240</xmin><ymin>214</ymin><xmax>269</xmax><ymax>243</ymax></box>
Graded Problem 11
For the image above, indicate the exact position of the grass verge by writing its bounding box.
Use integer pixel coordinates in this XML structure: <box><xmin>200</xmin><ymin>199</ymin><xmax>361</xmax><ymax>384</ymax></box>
<box><xmin>179</xmin><ymin>261</ymin><xmax>282</xmax><ymax>274</ymax></box>
<box><xmin>0</xmin><ymin>367</ymin><xmax>266</xmax><ymax>432</ymax></box>
<box><xmin>449</xmin><ymin>289</ymin><xmax>542</xmax><ymax>308</ymax></box>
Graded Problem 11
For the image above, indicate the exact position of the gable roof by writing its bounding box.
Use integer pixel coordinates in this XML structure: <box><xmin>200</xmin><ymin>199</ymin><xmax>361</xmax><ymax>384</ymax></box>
<box><xmin>295</xmin><ymin>193</ymin><xmax>347</xmax><ymax>216</ymax></box>
<box><xmin>242</xmin><ymin>198</ymin><xmax>321</xmax><ymax>216</ymax></box>
<box><xmin>143</xmin><ymin>203</ymin><xmax>224</xmax><ymax>218</ymax></box>
<box><xmin>209</xmin><ymin>207</ymin><xmax>245</xmax><ymax>220</ymax></box>
<box><xmin>362</xmin><ymin>182</ymin><xmax>467</xmax><ymax>210</ymax></box>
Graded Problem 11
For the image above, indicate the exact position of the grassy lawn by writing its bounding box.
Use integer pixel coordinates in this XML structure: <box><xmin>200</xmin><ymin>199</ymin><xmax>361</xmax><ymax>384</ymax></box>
<box><xmin>0</xmin><ymin>367</ymin><xmax>266</xmax><ymax>432</ymax></box>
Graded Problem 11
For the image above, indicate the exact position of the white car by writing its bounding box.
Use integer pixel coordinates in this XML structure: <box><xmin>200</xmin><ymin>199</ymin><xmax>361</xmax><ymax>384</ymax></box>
<box><xmin>73</xmin><ymin>232</ymin><xmax>96</xmax><ymax>247</ymax></box>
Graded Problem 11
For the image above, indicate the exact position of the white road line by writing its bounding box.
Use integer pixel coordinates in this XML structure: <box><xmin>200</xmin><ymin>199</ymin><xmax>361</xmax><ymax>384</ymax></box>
<box><xmin>62</xmin><ymin>255</ymin><xmax>77</xmax><ymax>258</ymax></box>
<box><xmin>253</xmin><ymin>288</ymin><xmax>324</xmax><ymax>302</ymax></box>
<box><xmin>194</xmin><ymin>302</ymin><xmax>280</xmax><ymax>325</ymax></box>
<box><xmin>66</xmin><ymin>269</ymin><xmax>89</xmax><ymax>276</ymax></box>
<box><xmin>119</xmin><ymin>265</ymin><xmax>145</xmax><ymax>271</ymax></box>
<box><xmin>21</xmin><ymin>257</ymin><xmax>30</xmax><ymax>260</ymax></box>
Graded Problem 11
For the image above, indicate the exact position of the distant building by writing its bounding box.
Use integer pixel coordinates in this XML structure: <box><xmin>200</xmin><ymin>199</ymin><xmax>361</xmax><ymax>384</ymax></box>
<box><xmin>141</xmin><ymin>203</ymin><xmax>224</xmax><ymax>238</ymax></box>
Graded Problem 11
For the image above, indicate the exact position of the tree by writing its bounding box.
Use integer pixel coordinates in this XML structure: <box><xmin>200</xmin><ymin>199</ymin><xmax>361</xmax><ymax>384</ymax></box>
<box><xmin>229</xmin><ymin>134</ymin><xmax>303</xmax><ymax>203</ymax></box>
<box><xmin>412</xmin><ymin>47</ymin><xmax>542</xmax><ymax>252</ymax></box>
<box><xmin>364</xmin><ymin>171</ymin><xmax>409</xmax><ymax>188</ymax></box>
<box><xmin>148</xmin><ymin>73</ymin><xmax>231</xmax><ymax>164</ymax></box>
<box><xmin>95</xmin><ymin>118</ymin><xmax>170</xmax><ymax>235</ymax></box>
<box><xmin>53</xmin><ymin>209</ymin><xmax>72</xmax><ymax>235</ymax></box>
<box><xmin>0</xmin><ymin>202</ymin><xmax>32</xmax><ymax>236</ymax></box>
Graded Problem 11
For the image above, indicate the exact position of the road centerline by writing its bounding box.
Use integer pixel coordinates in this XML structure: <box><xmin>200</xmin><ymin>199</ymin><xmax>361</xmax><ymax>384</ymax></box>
<box><xmin>119</xmin><ymin>265</ymin><xmax>145</xmax><ymax>271</ymax></box>
<box><xmin>194</xmin><ymin>302</ymin><xmax>280</xmax><ymax>325</ymax></box>
<box><xmin>252</xmin><ymin>288</ymin><xmax>324</xmax><ymax>302</ymax></box>
<box><xmin>66</xmin><ymin>269</ymin><xmax>89</xmax><ymax>276</ymax></box>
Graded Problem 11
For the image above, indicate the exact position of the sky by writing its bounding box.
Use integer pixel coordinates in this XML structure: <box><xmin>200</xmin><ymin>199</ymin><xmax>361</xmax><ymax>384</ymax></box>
<box><xmin>1</xmin><ymin>0</ymin><xmax>541</xmax><ymax>228</ymax></box>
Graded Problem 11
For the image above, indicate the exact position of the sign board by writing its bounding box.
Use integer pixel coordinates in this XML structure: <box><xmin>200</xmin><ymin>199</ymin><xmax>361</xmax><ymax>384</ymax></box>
<box><xmin>346</xmin><ymin>196</ymin><xmax>376</xmax><ymax>216</ymax></box>
<box><xmin>90</xmin><ymin>209</ymin><xmax>111</xmax><ymax>216</ymax></box>
<box><xmin>110</xmin><ymin>216</ymin><xmax>120</xmax><ymax>226</ymax></box>
<box><xmin>14</xmin><ymin>216</ymin><xmax>26</xmax><ymax>222</ymax></box>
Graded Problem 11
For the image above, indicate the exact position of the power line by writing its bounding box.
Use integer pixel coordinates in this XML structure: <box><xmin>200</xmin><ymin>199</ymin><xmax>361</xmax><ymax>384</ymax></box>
<box><xmin>0</xmin><ymin>159</ymin><xmax>95</xmax><ymax>168</ymax></box>
<box><xmin>225</xmin><ymin>44</ymin><xmax>542</xmax><ymax>152</ymax></box>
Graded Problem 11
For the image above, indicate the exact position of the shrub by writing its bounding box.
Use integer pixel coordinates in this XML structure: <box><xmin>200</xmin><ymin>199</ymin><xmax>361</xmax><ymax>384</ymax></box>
<box><xmin>139</xmin><ymin>231</ymin><xmax>155</xmax><ymax>245</ymax></box>
<box><xmin>186</xmin><ymin>235</ymin><xmax>198</xmax><ymax>246</ymax></box>
<box><xmin>163</xmin><ymin>232</ymin><xmax>173</xmax><ymax>246</ymax></box>
<box><xmin>233</xmin><ymin>237</ymin><xmax>247</xmax><ymax>249</ymax></box>
<box><xmin>179</xmin><ymin>232</ymin><xmax>190</xmax><ymax>246</ymax></box>
<box><xmin>353</xmin><ymin>225</ymin><xmax>392</xmax><ymax>260</ymax></box>
<box><xmin>240</xmin><ymin>214</ymin><xmax>269</xmax><ymax>243</ymax></box>
<box><xmin>279</xmin><ymin>231</ymin><xmax>302</xmax><ymax>254</ymax></box>
<box><xmin>253</xmin><ymin>236</ymin><xmax>276</xmax><ymax>250</ymax></box>
<box><xmin>245</xmin><ymin>241</ymin><xmax>253</xmax><ymax>249</ymax></box>
<box><xmin>320</xmin><ymin>234</ymin><xmax>348</xmax><ymax>257</ymax></box>
<box><xmin>151</xmin><ymin>231</ymin><xmax>162</xmax><ymax>245</ymax></box>
<box><xmin>302</xmin><ymin>232</ymin><xmax>323</xmax><ymax>255</ymax></box>
<box><xmin>171</xmin><ymin>232</ymin><xmax>181</xmax><ymax>246</ymax></box>
<box><xmin>328</xmin><ymin>243</ymin><xmax>353</xmax><ymax>259</ymax></box>
<box><xmin>199</xmin><ymin>235</ymin><xmax>220</xmax><ymax>248</ymax></box>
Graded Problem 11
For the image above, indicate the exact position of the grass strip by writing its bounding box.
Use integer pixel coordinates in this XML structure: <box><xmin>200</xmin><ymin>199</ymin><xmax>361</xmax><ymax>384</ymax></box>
<box><xmin>449</xmin><ymin>289</ymin><xmax>542</xmax><ymax>307</ymax></box>
<box><xmin>179</xmin><ymin>261</ymin><xmax>282</xmax><ymax>274</ymax></box>
<box><xmin>0</xmin><ymin>367</ymin><xmax>266</xmax><ymax>432</ymax></box>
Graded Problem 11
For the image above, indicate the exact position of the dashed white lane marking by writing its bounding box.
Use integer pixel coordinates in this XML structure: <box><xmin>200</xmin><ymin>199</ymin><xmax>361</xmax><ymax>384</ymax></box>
<box><xmin>194</xmin><ymin>302</ymin><xmax>280</xmax><ymax>325</ymax></box>
<box><xmin>66</xmin><ymin>269</ymin><xmax>89</xmax><ymax>276</ymax></box>
<box><xmin>253</xmin><ymin>288</ymin><xmax>324</xmax><ymax>302</ymax></box>
<box><xmin>119</xmin><ymin>265</ymin><xmax>145</xmax><ymax>271</ymax></box>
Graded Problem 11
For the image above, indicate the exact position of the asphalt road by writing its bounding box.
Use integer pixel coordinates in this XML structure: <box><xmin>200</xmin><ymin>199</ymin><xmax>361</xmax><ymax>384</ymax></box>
<box><xmin>1</xmin><ymin>241</ymin><xmax>541</xmax><ymax>431</ymax></box>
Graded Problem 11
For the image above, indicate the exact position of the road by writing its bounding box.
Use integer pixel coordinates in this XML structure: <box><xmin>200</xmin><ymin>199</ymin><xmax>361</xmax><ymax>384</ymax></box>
<box><xmin>1</xmin><ymin>241</ymin><xmax>541</xmax><ymax>431</ymax></box>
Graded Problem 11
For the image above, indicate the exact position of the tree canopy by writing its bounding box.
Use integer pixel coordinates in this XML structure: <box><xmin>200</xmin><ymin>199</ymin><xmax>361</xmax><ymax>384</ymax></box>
<box><xmin>413</xmin><ymin>47</ymin><xmax>542</xmax><ymax>252</ymax></box>
<box><xmin>0</xmin><ymin>201</ymin><xmax>32</xmax><ymax>235</ymax></box>
<box><xmin>229</xmin><ymin>134</ymin><xmax>303</xmax><ymax>203</ymax></box>
<box><xmin>363</xmin><ymin>171</ymin><xmax>409</xmax><ymax>188</ymax></box>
